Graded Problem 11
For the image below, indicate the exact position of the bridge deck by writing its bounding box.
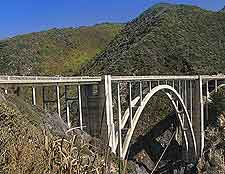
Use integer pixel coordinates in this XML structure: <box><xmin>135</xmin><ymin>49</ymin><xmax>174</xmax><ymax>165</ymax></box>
<box><xmin>0</xmin><ymin>76</ymin><xmax>102</xmax><ymax>86</ymax></box>
<box><xmin>0</xmin><ymin>75</ymin><xmax>225</xmax><ymax>86</ymax></box>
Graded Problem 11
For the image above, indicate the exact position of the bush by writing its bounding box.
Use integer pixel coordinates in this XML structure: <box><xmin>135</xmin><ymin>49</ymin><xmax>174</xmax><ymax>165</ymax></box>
<box><xmin>208</xmin><ymin>87</ymin><xmax>225</xmax><ymax>127</ymax></box>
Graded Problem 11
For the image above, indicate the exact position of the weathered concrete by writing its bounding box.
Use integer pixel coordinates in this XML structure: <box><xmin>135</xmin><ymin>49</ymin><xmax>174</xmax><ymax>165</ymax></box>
<box><xmin>81</xmin><ymin>83</ymin><xmax>106</xmax><ymax>139</ymax></box>
<box><xmin>191</xmin><ymin>78</ymin><xmax>204</xmax><ymax>159</ymax></box>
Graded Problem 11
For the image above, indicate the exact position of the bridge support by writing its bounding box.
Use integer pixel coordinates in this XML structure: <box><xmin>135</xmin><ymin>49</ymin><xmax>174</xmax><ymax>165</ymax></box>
<box><xmin>32</xmin><ymin>87</ymin><xmax>36</xmax><ymax>106</ymax></box>
<box><xmin>64</xmin><ymin>86</ymin><xmax>71</xmax><ymax>128</ymax></box>
<box><xmin>56</xmin><ymin>85</ymin><xmax>61</xmax><ymax>118</ymax></box>
<box><xmin>81</xmin><ymin>83</ymin><xmax>106</xmax><ymax>138</ymax></box>
<box><xmin>191</xmin><ymin>76</ymin><xmax>204</xmax><ymax>159</ymax></box>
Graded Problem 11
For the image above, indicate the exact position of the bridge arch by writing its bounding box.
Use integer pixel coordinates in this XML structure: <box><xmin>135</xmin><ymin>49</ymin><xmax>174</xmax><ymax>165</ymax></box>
<box><xmin>209</xmin><ymin>83</ymin><xmax>225</xmax><ymax>95</ymax></box>
<box><xmin>120</xmin><ymin>85</ymin><xmax>197</xmax><ymax>159</ymax></box>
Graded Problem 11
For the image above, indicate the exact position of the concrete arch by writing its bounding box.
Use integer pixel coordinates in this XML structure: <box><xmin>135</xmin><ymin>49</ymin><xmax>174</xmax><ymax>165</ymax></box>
<box><xmin>209</xmin><ymin>83</ymin><xmax>225</xmax><ymax>94</ymax></box>
<box><xmin>120</xmin><ymin>85</ymin><xmax>197</xmax><ymax>159</ymax></box>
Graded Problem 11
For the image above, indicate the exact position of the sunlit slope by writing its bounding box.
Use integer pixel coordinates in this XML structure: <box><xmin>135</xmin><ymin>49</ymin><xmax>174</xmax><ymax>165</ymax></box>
<box><xmin>84</xmin><ymin>4</ymin><xmax>225</xmax><ymax>75</ymax></box>
<box><xmin>0</xmin><ymin>23</ymin><xmax>123</xmax><ymax>75</ymax></box>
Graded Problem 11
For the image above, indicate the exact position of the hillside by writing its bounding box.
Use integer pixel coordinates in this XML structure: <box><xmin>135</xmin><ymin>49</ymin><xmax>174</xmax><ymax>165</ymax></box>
<box><xmin>0</xmin><ymin>92</ymin><xmax>124</xmax><ymax>173</ymax></box>
<box><xmin>83</xmin><ymin>3</ymin><xmax>225</xmax><ymax>75</ymax></box>
<box><xmin>0</xmin><ymin>23</ymin><xmax>123</xmax><ymax>75</ymax></box>
<box><xmin>81</xmin><ymin>4</ymin><xmax>225</xmax><ymax>172</ymax></box>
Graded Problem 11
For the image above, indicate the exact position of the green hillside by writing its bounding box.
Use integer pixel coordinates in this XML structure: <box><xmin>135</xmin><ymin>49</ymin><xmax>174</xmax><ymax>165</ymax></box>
<box><xmin>81</xmin><ymin>4</ymin><xmax>225</xmax><ymax>171</ymax></box>
<box><xmin>0</xmin><ymin>23</ymin><xmax>123</xmax><ymax>75</ymax></box>
<box><xmin>83</xmin><ymin>4</ymin><xmax>225</xmax><ymax>75</ymax></box>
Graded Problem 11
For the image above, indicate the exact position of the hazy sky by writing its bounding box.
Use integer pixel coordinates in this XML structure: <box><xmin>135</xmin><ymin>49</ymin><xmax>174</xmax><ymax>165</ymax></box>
<box><xmin>0</xmin><ymin>0</ymin><xmax>224</xmax><ymax>39</ymax></box>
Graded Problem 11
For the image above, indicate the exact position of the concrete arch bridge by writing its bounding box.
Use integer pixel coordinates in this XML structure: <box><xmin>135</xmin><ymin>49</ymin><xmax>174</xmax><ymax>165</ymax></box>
<box><xmin>0</xmin><ymin>75</ymin><xmax>224</xmax><ymax>162</ymax></box>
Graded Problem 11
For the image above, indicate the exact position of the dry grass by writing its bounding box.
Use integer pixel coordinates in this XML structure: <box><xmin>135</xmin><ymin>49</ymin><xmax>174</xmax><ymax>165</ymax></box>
<box><xmin>1</xmin><ymin>129</ymin><xmax>116</xmax><ymax>174</ymax></box>
<box><xmin>43</xmin><ymin>134</ymin><xmax>107</xmax><ymax>174</ymax></box>
<box><xmin>0</xmin><ymin>95</ymin><xmax>119</xmax><ymax>174</ymax></box>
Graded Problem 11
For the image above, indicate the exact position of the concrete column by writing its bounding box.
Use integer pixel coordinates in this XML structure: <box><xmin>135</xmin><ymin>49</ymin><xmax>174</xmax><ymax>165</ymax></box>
<box><xmin>4</xmin><ymin>88</ymin><xmax>8</xmax><ymax>95</ymax></box>
<box><xmin>65</xmin><ymin>86</ymin><xmax>71</xmax><ymax>128</ymax></box>
<box><xmin>215</xmin><ymin>79</ymin><xmax>218</xmax><ymax>92</ymax></box>
<box><xmin>78</xmin><ymin>85</ymin><xmax>83</xmax><ymax>130</ymax></box>
<box><xmin>42</xmin><ymin>87</ymin><xmax>47</xmax><ymax>111</ymax></box>
<box><xmin>32</xmin><ymin>86</ymin><xmax>36</xmax><ymax>106</ymax></box>
<box><xmin>81</xmin><ymin>82</ymin><xmax>106</xmax><ymax>139</ymax></box>
<box><xmin>139</xmin><ymin>81</ymin><xmax>143</xmax><ymax>105</ymax></box>
<box><xmin>206</xmin><ymin>80</ymin><xmax>209</xmax><ymax>123</ymax></box>
<box><xmin>191</xmin><ymin>76</ymin><xmax>204</xmax><ymax>159</ymax></box>
<box><xmin>190</xmin><ymin>80</ymin><xmax>193</xmax><ymax>123</ymax></box>
<box><xmin>56</xmin><ymin>85</ymin><xmax>61</xmax><ymax>118</ymax></box>
<box><xmin>117</xmin><ymin>83</ymin><xmax>123</xmax><ymax>158</ymax></box>
<box><xmin>128</xmin><ymin>82</ymin><xmax>133</xmax><ymax>128</ymax></box>
<box><xmin>149</xmin><ymin>81</ymin><xmax>152</xmax><ymax>92</ymax></box>
<box><xmin>104</xmin><ymin>75</ymin><xmax>115</xmax><ymax>152</ymax></box>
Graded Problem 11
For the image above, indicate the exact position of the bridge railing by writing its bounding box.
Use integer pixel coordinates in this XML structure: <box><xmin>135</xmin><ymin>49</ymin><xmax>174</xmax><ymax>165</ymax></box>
<box><xmin>0</xmin><ymin>76</ymin><xmax>103</xmax><ymax>133</ymax></box>
<box><xmin>0</xmin><ymin>76</ymin><xmax>102</xmax><ymax>85</ymax></box>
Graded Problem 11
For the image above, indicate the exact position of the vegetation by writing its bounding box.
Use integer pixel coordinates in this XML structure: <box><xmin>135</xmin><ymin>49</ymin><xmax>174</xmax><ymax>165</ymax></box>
<box><xmin>197</xmin><ymin>127</ymin><xmax>225</xmax><ymax>174</ymax></box>
<box><xmin>83</xmin><ymin>3</ymin><xmax>225</xmax><ymax>76</ymax></box>
<box><xmin>0</xmin><ymin>93</ymin><xmax>123</xmax><ymax>173</ymax></box>
<box><xmin>0</xmin><ymin>23</ymin><xmax>123</xmax><ymax>76</ymax></box>
<box><xmin>197</xmin><ymin>87</ymin><xmax>225</xmax><ymax>174</ymax></box>
<box><xmin>209</xmin><ymin>87</ymin><xmax>225</xmax><ymax>126</ymax></box>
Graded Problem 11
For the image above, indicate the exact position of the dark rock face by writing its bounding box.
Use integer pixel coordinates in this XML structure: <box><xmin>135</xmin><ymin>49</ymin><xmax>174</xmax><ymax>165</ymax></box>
<box><xmin>84</xmin><ymin>4</ymin><xmax>225</xmax><ymax>76</ymax></box>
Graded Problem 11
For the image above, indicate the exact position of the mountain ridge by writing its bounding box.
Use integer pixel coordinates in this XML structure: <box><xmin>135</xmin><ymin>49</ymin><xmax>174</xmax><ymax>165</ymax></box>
<box><xmin>83</xmin><ymin>4</ymin><xmax>225</xmax><ymax>76</ymax></box>
<box><xmin>0</xmin><ymin>23</ymin><xmax>123</xmax><ymax>76</ymax></box>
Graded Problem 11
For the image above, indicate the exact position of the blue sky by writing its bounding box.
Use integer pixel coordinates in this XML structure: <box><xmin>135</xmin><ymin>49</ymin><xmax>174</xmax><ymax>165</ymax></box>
<box><xmin>0</xmin><ymin>0</ymin><xmax>224</xmax><ymax>39</ymax></box>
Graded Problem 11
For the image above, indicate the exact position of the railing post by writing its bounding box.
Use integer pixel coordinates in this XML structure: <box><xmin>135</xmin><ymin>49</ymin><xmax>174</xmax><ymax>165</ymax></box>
<box><xmin>184</xmin><ymin>80</ymin><xmax>187</xmax><ymax>107</ymax></box>
<box><xmin>148</xmin><ymin>81</ymin><xmax>152</xmax><ymax>92</ymax></box>
<box><xmin>178</xmin><ymin>80</ymin><xmax>181</xmax><ymax>95</ymax></box>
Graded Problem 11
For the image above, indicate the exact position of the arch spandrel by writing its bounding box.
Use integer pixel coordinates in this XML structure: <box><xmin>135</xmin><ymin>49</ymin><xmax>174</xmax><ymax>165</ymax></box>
<box><xmin>113</xmin><ymin>85</ymin><xmax>197</xmax><ymax>159</ymax></box>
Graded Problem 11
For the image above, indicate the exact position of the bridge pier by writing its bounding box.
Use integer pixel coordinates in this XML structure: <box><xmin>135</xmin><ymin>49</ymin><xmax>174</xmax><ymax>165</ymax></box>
<box><xmin>81</xmin><ymin>83</ymin><xmax>106</xmax><ymax>139</ymax></box>
<box><xmin>32</xmin><ymin>86</ymin><xmax>36</xmax><ymax>106</ymax></box>
<box><xmin>190</xmin><ymin>77</ymin><xmax>204</xmax><ymax>160</ymax></box>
